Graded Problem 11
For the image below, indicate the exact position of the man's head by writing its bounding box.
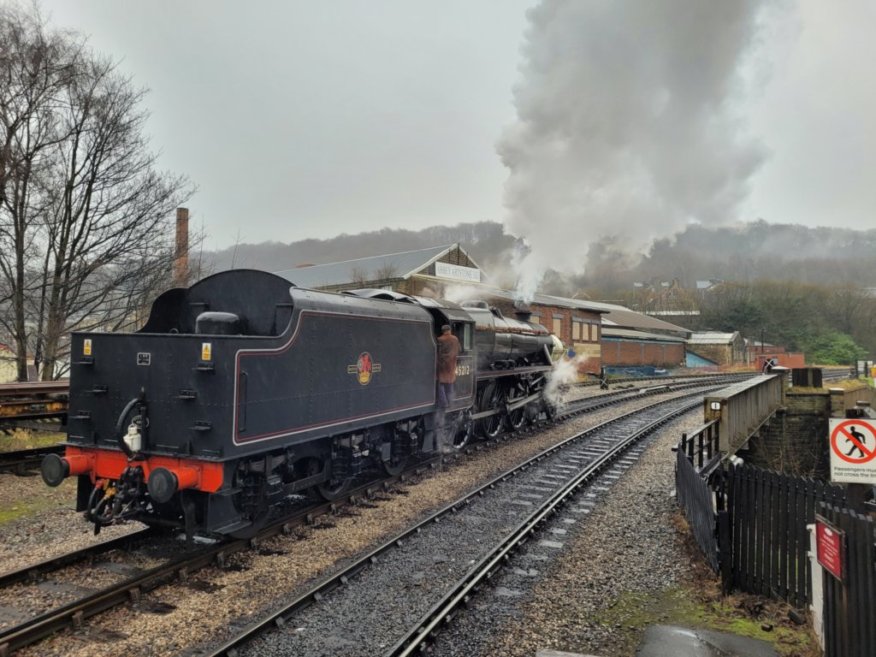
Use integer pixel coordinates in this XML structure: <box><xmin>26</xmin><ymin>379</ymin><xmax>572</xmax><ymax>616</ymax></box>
<box><xmin>441</xmin><ymin>324</ymin><xmax>451</xmax><ymax>334</ymax></box>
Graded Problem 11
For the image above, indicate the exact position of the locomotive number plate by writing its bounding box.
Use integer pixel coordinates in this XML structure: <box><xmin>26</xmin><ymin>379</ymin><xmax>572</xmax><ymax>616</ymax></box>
<box><xmin>137</xmin><ymin>352</ymin><xmax>151</xmax><ymax>366</ymax></box>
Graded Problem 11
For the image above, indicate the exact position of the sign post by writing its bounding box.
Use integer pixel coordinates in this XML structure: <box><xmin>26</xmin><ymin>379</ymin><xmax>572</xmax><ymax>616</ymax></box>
<box><xmin>828</xmin><ymin>418</ymin><xmax>876</xmax><ymax>485</ymax></box>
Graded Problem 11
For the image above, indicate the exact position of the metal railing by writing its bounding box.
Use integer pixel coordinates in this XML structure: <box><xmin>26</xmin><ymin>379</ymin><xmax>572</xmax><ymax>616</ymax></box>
<box><xmin>703</xmin><ymin>374</ymin><xmax>783</xmax><ymax>455</ymax></box>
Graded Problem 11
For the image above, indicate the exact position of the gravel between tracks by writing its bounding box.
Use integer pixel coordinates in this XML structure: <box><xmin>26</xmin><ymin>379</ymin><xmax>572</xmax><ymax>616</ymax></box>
<box><xmin>431</xmin><ymin>412</ymin><xmax>705</xmax><ymax>657</ymax></box>
<box><xmin>10</xmin><ymin>389</ymin><xmax>699</xmax><ymax>657</ymax></box>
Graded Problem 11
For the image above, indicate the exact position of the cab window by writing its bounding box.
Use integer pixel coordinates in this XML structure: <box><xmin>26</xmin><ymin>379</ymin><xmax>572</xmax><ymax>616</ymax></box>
<box><xmin>454</xmin><ymin>323</ymin><xmax>472</xmax><ymax>352</ymax></box>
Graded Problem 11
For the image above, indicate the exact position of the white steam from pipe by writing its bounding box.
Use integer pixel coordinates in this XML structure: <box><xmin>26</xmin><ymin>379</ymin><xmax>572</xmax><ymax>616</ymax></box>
<box><xmin>499</xmin><ymin>0</ymin><xmax>773</xmax><ymax>301</ymax></box>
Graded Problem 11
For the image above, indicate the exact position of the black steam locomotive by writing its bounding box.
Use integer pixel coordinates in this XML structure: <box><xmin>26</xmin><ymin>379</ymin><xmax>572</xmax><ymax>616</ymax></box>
<box><xmin>41</xmin><ymin>270</ymin><xmax>553</xmax><ymax>538</ymax></box>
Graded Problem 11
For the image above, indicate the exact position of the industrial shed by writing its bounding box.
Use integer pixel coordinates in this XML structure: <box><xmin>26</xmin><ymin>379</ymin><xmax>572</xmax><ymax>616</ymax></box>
<box><xmin>275</xmin><ymin>244</ymin><xmax>484</xmax><ymax>296</ymax></box>
<box><xmin>577</xmin><ymin>300</ymin><xmax>691</xmax><ymax>370</ymax></box>
<box><xmin>687</xmin><ymin>331</ymin><xmax>746</xmax><ymax>367</ymax></box>
<box><xmin>600</xmin><ymin>328</ymin><xmax>687</xmax><ymax>371</ymax></box>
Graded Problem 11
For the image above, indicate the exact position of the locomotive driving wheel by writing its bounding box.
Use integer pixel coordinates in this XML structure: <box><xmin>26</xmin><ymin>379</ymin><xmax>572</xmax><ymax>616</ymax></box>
<box><xmin>505</xmin><ymin>381</ymin><xmax>529</xmax><ymax>432</ymax></box>
<box><xmin>316</xmin><ymin>476</ymin><xmax>352</xmax><ymax>501</ymax></box>
<box><xmin>383</xmin><ymin>419</ymin><xmax>422</xmax><ymax>476</ymax></box>
<box><xmin>450</xmin><ymin>410</ymin><xmax>473</xmax><ymax>450</ymax></box>
<box><xmin>525</xmin><ymin>375</ymin><xmax>546</xmax><ymax>425</ymax></box>
<box><xmin>477</xmin><ymin>383</ymin><xmax>504</xmax><ymax>439</ymax></box>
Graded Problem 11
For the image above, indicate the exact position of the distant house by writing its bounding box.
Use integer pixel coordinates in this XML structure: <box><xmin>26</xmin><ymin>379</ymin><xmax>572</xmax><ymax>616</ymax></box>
<box><xmin>0</xmin><ymin>343</ymin><xmax>18</xmax><ymax>383</ymax></box>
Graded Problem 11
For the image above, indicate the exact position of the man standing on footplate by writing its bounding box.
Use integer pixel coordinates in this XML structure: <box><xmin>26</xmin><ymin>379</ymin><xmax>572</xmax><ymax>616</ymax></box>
<box><xmin>436</xmin><ymin>324</ymin><xmax>460</xmax><ymax>453</ymax></box>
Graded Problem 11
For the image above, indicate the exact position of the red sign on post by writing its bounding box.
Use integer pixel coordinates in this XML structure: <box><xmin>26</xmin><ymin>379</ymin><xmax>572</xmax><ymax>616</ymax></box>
<box><xmin>815</xmin><ymin>515</ymin><xmax>845</xmax><ymax>581</ymax></box>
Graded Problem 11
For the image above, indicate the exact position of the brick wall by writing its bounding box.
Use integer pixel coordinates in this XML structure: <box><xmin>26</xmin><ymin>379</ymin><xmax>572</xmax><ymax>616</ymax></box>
<box><xmin>828</xmin><ymin>384</ymin><xmax>875</xmax><ymax>416</ymax></box>
<box><xmin>601</xmin><ymin>339</ymin><xmax>684</xmax><ymax>368</ymax></box>
<box><xmin>688</xmin><ymin>344</ymin><xmax>733</xmax><ymax>365</ymax></box>
<box><xmin>748</xmin><ymin>391</ymin><xmax>831</xmax><ymax>477</ymax></box>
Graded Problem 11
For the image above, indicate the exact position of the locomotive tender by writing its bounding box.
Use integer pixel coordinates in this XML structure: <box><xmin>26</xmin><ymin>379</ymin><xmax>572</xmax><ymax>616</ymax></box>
<box><xmin>41</xmin><ymin>270</ymin><xmax>553</xmax><ymax>538</ymax></box>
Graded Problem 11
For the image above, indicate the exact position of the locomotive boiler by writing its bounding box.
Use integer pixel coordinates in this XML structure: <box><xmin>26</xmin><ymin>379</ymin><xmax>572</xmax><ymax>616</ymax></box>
<box><xmin>41</xmin><ymin>270</ymin><xmax>553</xmax><ymax>539</ymax></box>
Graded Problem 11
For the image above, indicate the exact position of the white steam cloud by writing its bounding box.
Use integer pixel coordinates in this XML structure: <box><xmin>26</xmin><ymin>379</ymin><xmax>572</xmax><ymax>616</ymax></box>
<box><xmin>544</xmin><ymin>355</ymin><xmax>592</xmax><ymax>411</ymax></box>
<box><xmin>499</xmin><ymin>0</ymin><xmax>772</xmax><ymax>300</ymax></box>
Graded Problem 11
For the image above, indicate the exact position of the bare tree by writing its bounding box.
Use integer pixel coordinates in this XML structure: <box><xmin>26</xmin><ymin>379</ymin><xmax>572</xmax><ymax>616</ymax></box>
<box><xmin>0</xmin><ymin>4</ymin><xmax>81</xmax><ymax>379</ymax></box>
<box><xmin>0</xmin><ymin>4</ymin><xmax>193</xmax><ymax>380</ymax></box>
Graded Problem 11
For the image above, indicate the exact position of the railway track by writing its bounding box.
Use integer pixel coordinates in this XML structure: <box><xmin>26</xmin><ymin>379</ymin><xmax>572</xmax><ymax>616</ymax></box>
<box><xmin>0</xmin><ymin>444</ymin><xmax>64</xmax><ymax>475</ymax></box>
<box><xmin>0</xmin><ymin>375</ymin><xmax>750</xmax><ymax>595</ymax></box>
<box><xmin>0</xmin><ymin>376</ymin><xmax>709</xmax><ymax>592</ymax></box>
<box><xmin>0</xmin><ymin>381</ymin><xmax>68</xmax><ymax>432</ymax></box>
<box><xmin>202</xmin><ymin>390</ymin><xmax>713</xmax><ymax>657</ymax></box>
<box><xmin>0</xmin><ymin>376</ymin><xmax>743</xmax><ymax>656</ymax></box>
<box><xmin>0</xmin><ymin>462</ymin><xmax>436</xmax><ymax>656</ymax></box>
<box><xmin>0</xmin><ymin>373</ymin><xmax>751</xmax><ymax>475</ymax></box>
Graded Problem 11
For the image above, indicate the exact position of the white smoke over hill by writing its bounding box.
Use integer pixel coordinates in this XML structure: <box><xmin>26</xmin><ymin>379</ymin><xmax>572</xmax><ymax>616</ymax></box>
<box><xmin>499</xmin><ymin>0</ymin><xmax>774</xmax><ymax>300</ymax></box>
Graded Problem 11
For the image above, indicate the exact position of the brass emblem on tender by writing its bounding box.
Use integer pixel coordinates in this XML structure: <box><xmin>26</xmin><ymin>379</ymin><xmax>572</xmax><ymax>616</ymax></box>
<box><xmin>346</xmin><ymin>352</ymin><xmax>382</xmax><ymax>385</ymax></box>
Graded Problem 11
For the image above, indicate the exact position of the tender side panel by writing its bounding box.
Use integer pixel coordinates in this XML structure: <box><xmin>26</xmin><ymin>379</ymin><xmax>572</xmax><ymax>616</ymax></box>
<box><xmin>234</xmin><ymin>310</ymin><xmax>436</xmax><ymax>445</ymax></box>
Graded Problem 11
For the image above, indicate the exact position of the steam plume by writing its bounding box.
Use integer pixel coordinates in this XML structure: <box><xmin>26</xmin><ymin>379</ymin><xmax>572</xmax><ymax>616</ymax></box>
<box><xmin>499</xmin><ymin>0</ymin><xmax>772</xmax><ymax>300</ymax></box>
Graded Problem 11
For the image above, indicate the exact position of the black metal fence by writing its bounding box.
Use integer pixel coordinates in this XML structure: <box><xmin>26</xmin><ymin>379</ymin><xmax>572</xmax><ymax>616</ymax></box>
<box><xmin>820</xmin><ymin>505</ymin><xmax>876</xmax><ymax>657</ymax></box>
<box><xmin>675</xmin><ymin>434</ymin><xmax>876</xmax><ymax>657</ymax></box>
<box><xmin>676</xmin><ymin>443</ymin><xmax>719</xmax><ymax>571</ymax></box>
<box><xmin>724</xmin><ymin>464</ymin><xmax>847</xmax><ymax>607</ymax></box>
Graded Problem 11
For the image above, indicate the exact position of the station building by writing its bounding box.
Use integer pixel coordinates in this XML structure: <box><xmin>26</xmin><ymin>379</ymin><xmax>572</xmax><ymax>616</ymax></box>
<box><xmin>275</xmin><ymin>243</ymin><xmax>694</xmax><ymax>374</ymax></box>
<box><xmin>275</xmin><ymin>244</ymin><xmax>606</xmax><ymax>371</ymax></box>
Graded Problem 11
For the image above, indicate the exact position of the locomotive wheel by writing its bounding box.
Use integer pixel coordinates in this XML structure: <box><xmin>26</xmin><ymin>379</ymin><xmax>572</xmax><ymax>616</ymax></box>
<box><xmin>505</xmin><ymin>382</ymin><xmax>528</xmax><ymax>432</ymax></box>
<box><xmin>477</xmin><ymin>383</ymin><xmax>504</xmax><ymax>439</ymax></box>
<box><xmin>524</xmin><ymin>376</ymin><xmax>546</xmax><ymax>425</ymax></box>
<box><xmin>451</xmin><ymin>411</ymin><xmax>473</xmax><ymax>450</ymax></box>
<box><xmin>316</xmin><ymin>477</ymin><xmax>352</xmax><ymax>501</ymax></box>
<box><xmin>382</xmin><ymin>455</ymin><xmax>407</xmax><ymax>477</ymax></box>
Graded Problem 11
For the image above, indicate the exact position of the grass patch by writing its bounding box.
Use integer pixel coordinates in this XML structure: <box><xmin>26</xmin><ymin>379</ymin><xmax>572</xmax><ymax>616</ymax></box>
<box><xmin>0</xmin><ymin>477</ymin><xmax>75</xmax><ymax>526</ymax></box>
<box><xmin>590</xmin><ymin>586</ymin><xmax>818</xmax><ymax>657</ymax></box>
<box><xmin>0</xmin><ymin>428</ymin><xmax>61</xmax><ymax>453</ymax></box>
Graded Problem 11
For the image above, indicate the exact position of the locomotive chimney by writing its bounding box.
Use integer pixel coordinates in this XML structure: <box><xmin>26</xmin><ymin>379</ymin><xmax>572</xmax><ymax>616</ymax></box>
<box><xmin>173</xmin><ymin>207</ymin><xmax>189</xmax><ymax>287</ymax></box>
<box><xmin>513</xmin><ymin>302</ymin><xmax>533</xmax><ymax>322</ymax></box>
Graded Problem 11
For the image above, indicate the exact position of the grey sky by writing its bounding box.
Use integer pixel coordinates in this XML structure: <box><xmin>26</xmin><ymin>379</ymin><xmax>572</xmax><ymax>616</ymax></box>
<box><xmin>34</xmin><ymin>1</ymin><xmax>876</xmax><ymax>252</ymax></box>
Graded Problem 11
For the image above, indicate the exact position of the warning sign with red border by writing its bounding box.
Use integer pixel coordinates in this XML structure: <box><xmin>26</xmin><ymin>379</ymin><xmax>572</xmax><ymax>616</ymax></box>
<box><xmin>829</xmin><ymin>418</ymin><xmax>876</xmax><ymax>484</ymax></box>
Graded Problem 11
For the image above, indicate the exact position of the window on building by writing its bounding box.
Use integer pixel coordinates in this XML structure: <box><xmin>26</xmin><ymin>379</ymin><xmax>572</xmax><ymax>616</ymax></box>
<box><xmin>591</xmin><ymin>324</ymin><xmax>599</xmax><ymax>341</ymax></box>
<box><xmin>552</xmin><ymin>318</ymin><xmax>562</xmax><ymax>335</ymax></box>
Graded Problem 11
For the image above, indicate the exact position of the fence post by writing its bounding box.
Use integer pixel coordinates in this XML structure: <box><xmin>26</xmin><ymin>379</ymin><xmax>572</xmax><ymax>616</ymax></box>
<box><xmin>719</xmin><ymin>508</ymin><xmax>732</xmax><ymax>594</ymax></box>
<box><xmin>807</xmin><ymin>523</ymin><xmax>825</xmax><ymax>651</ymax></box>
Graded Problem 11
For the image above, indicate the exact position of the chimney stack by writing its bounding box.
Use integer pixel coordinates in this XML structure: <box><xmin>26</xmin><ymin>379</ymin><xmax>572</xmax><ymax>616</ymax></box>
<box><xmin>173</xmin><ymin>207</ymin><xmax>189</xmax><ymax>287</ymax></box>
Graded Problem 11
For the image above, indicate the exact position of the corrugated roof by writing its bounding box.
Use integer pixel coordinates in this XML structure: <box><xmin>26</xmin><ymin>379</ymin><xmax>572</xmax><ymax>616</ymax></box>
<box><xmin>470</xmin><ymin>288</ymin><xmax>607</xmax><ymax>314</ymax></box>
<box><xmin>568</xmin><ymin>298</ymin><xmax>690</xmax><ymax>336</ymax></box>
<box><xmin>687</xmin><ymin>331</ymin><xmax>740</xmax><ymax>345</ymax></box>
<box><xmin>275</xmin><ymin>244</ymin><xmax>455</xmax><ymax>288</ymax></box>
<box><xmin>602</xmin><ymin>327</ymin><xmax>687</xmax><ymax>343</ymax></box>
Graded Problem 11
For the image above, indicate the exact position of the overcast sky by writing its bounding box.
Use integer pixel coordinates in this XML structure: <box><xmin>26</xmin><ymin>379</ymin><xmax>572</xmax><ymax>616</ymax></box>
<box><xmin>35</xmin><ymin>1</ymin><xmax>876</xmax><ymax>251</ymax></box>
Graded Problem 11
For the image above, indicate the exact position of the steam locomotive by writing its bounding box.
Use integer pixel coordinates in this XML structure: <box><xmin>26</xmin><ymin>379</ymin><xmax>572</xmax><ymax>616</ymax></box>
<box><xmin>41</xmin><ymin>270</ymin><xmax>553</xmax><ymax>538</ymax></box>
